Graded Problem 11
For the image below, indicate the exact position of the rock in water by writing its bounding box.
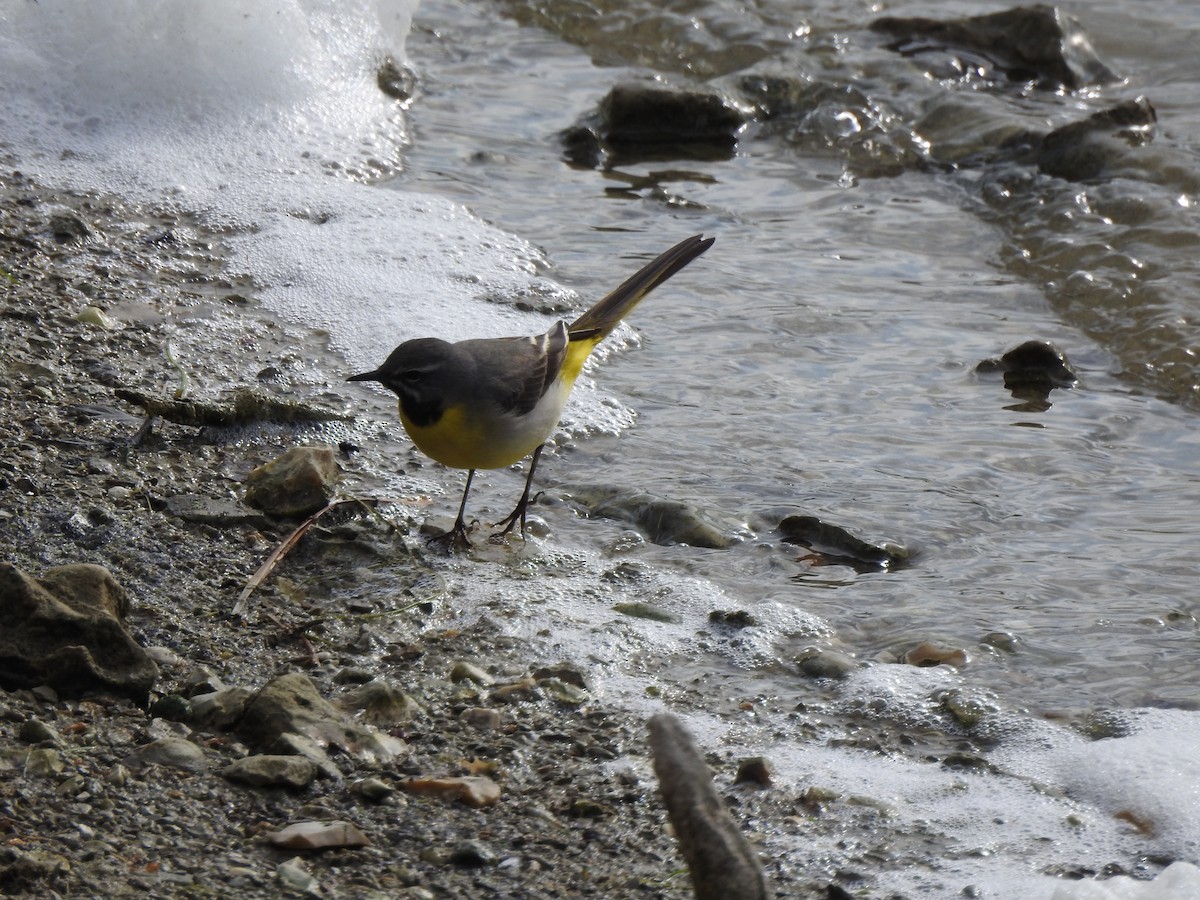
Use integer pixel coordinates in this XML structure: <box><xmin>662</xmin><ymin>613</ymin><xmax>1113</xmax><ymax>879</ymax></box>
<box><xmin>0</xmin><ymin>563</ymin><xmax>158</xmax><ymax>700</ymax></box>
<box><xmin>648</xmin><ymin>714</ymin><xmax>770</xmax><ymax>900</ymax></box>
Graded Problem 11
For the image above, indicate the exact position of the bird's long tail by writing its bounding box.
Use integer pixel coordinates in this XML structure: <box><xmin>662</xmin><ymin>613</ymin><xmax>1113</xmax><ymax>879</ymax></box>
<box><xmin>563</xmin><ymin>233</ymin><xmax>713</xmax><ymax>378</ymax></box>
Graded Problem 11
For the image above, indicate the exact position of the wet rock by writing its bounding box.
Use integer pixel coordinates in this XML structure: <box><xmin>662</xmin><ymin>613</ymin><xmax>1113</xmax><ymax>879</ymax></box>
<box><xmin>448</xmin><ymin>840</ymin><xmax>497</xmax><ymax>868</ymax></box>
<box><xmin>223</xmin><ymin>754</ymin><xmax>317</xmax><ymax>790</ymax></box>
<box><xmin>350</xmin><ymin>777</ymin><xmax>396</xmax><ymax>803</ymax></box>
<box><xmin>648</xmin><ymin>714</ymin><xmax>770</xmax><ymax>900</ymax></box>
<box><xmin>940</xmin><ymin>688</ymin><xmax>998</xmax><ymax>729</ymax></box>
<box><xmin>115</xmin><ymin>388</ymin><xmax>353</xmax><ymax>429</ymax></box>
<box><xmin>267</xmin><ymin>820</ymin><xmax>371</xmax><ymax>851</ymax></box>
<box><xmin>449</xmin><ymin>660</ymin><xmax>494</xmax><ymax>685</ymax></box>
<box><xmin>734</xmin><ymin>757</ymin><xmax>772</xmax><ymax>787</ymax></box>
<box><xmin>538</xmin><ymin>677</ymin><xmax>590</xmax><ymax>707</ymax></box>
<box><xmin>162</xmin><ymin>493</ymin><xmax>270</xmax><ymax>527</ymax></box>
<box><xmin>276</xmin><ymin>857</ymin><xmax>320</xmax><ymax>896</ymax></box>
<box><xmin>23</xmin><ymin>747</ymin><xmax>65</xmax><ymax>777</ymax></box>
<box><xmin>0</xmin><ymin>562</ymin><xmax>158</xmax><ymax>700</ymax></box>
<box><xmin>337</xmin><ymin>679</ymin><xmax>423</xmax><ymax>726</ymax></box>
<box><xmin>903</xmin><ymin>641</ymin><xmax>968</xmax><ymax>668</ymax></box>
<box><xmin>122</xmin><ymin>736</ymin><xmax>208</xmax><ymax>773</ymax></box>
<box><xmin>485</xmin><ymin>676</ymin><xmax>538</xmax><ymax>706</ymax></box>
<box><xmin>570</xmin><ymin>486</ymin><xmax>738</xmax><ymax>548</ymax></box>
<box><xmin>460</xmin><ymin>707</ymin><xmax>502</xmax><ymax>731</ymax></box>
<box><xmin>0</xmin><ymin>846</ymin><xmax>71</xmax><ymax>895</ymax></box>
<box><xmin>237</xmin><ymin>672</ymin><xmax>403</xmax><ymax>763</ymax></box>
<box><xmin>400</xmin><ymin>775</ymin><xmax>502</xmax><ymax>808</ymax></box>
<box><xmin>977</xmin><ymin>339</ymin><xmax>1077</xmax><ymax>411</ymax></box>
<box><xmin>244</xmin><ymin>446</ymin><xmax>341</xmax><ymax>518</ymax></box>
<box><xmin>148</xmin><ymin>693</ymin><xmax>192</xmax><ymax>722</ymax></box>
<box><xmin>776</xmin><ymin>515</ymin><xmax>906</xmax><ymax>571</ymax></box>
<box><xmin>1036</xmin><ymin>97</ymin><xmax>1156</xmax><ymax>181</ymax></box>
<box><xmin>709</xmin><ymin>609</ymin><xmax>758</xmax><ymax>629</ymax></box>
<box><xmin>562</xmin><ymin>83</ymin><xmax>745</xmax><ymax>168</ymax></box>
<box><xmin>871</xmin><ymin>4</ymin><xmax>1116</xmax><ymax>90</ymax></box>
<box><xmin>795</xmin><ymin>647</ymin><xmax>860</xmax><ymax>681</ymax></box>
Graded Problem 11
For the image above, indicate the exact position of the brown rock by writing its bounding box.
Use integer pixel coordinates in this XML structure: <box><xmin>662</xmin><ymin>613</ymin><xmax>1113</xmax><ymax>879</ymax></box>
<box><xmin>0</xmin><ymin>563</ymin><xmax>158</xmax><ymax>700</ymax></box>
<box><xmin>244</xmin><ymin>446</ymin><xmax>340</xmax><ymax>518</ymax></box>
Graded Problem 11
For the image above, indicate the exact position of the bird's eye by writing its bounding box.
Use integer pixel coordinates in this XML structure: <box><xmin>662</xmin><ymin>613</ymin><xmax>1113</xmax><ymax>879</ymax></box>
<box><xmin>400</xmin><ymin>368</ymin><xmax>424</xmax><ymax>383</ymax></box>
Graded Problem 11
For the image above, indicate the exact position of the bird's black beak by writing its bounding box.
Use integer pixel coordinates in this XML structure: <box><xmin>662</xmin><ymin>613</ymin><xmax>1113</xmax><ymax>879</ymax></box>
<box><xmin>347</xmin><ymin>369</ymin><xmax>380</xmax><ymax>383</ymax></box>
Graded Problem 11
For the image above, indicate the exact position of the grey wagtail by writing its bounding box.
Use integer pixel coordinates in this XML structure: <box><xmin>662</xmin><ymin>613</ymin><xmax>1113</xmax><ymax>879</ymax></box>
<box><xmin>348</xmin><ymin>233</ymin><xmax>714</xmax><ymax>546</ymax></box>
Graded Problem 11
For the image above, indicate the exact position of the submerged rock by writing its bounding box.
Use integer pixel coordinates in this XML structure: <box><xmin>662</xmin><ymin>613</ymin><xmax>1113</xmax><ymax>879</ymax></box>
<box><xmin>567</xmin><ymin>485</ymin><xmax>740</xmax><ymax>549</ymax></box>
<box><xmin>871</xmin><ymin>4</ymin><xmax>1116</xmax><ymax>90</ymax></box>
<box><xmin>0</xmin><ymin>562</ymin><xmax>158</xmax><ymax>700</ymax></box>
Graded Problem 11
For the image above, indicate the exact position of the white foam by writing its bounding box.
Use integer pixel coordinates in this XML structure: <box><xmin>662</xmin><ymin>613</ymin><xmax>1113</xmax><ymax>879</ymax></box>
<box><xmin>0</xmin><ymin>0</ymin><xmax>585</xmax><ymax>379</ymax></box>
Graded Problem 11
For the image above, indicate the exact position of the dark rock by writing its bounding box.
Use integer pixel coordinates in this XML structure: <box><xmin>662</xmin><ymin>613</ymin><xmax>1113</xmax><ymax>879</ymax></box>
<box><xmin>648</xmin><ymin>714</ymin><xmax>770</xmax><ymax>900</ymax></box>
<box><xmin>0</xmin><ymin>563</ymin><xmax>158</xmax><ymax>700</ymax></box>
<box><xmin>734</xmin><ymin>757</ymin><xmax>772</xmax><ymax>787</ymax></box>
<box><xmin>977</xmin><ymin>339</ymin><xmax>1077</xmax><ymax>410</ymax></box>
<box><xmin>569</xmin><ymin>485</ymin><xmax>738</xmax><ymax>548</ymax></box>
<box><xmin>244</xmin><ymin>446</ymin><xmax>340</xmax><ymax>518</ymax></box>
<box><xmin>871</xmin><ymin>4</ymin><xmax>1116</xmax><ymax>91</ymax></box>
<box><xmin>562</xmin><ymin>83</ymin><xmax>745</xmax><ymax>168</ymax></box>
<box><xmin>776</xmin><ymin>515</ymin><xmax>906</xmax><ymax>571</ymax></box>
<box><xmin>1036</xmin><ymin>97</ymin><xmax>1156</xmax><ymax>181</ymax></box>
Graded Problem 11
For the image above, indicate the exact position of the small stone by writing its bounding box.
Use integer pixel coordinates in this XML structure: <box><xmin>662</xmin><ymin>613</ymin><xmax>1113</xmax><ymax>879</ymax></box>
<box><xmin>795</xmin><ymin>647</ymin><xmax>859</xmax><ymax>680</ymax></box>
<box><xmin>460</xmin><ymin>708</ymin><xmax>502</xmax><ymax>731</ymax></box>
<box><xmin>276</xmin><ymin>857</ymin><xmax>321</xmax><ymax>896</ymax></box>
<box><xmin>400</xmin><ymin>775</ymin><xmax>501</xmax><ymax>808</ymax></box>
<box><xmin>734</xmin><ymin>757</ymin><xmax>772</xmax><ymax>787</ymax></box>
<box><xmin>449</xmin><ymin>661</ymin><xmax>494</xmax><ymax>685</ymax></box>
<box><xmin>244</xmin><ymin>446</ymin><xmax>340</xmax><ymax>518</ymax></box>
<box><xmin>333</xmin><ymin>666</ymin><xmax>376</xmax><ymax>685</ymax></box>
<box><xmin>23</xmin><ymin>747</ymin><xmax>65</xmax><ymax>777</ymax></box>
<box><xmin>538</xmin><ymin>677</ymin><xmax>589</xmax><ymax>706</ymax></box>
<box><xmin>75</xmin><ymin>306</ymin><xmax>120</xmax><ymax>330</ymax></box>
<box><xmin>488</xmin><ymin>677</ymin><xmax>540</xmax><ymax>705</ymax></box>
<box><xmin>449</xmin><ymin>840</ymin><xmax>496</xmax><ymax>868</ymax></box>
<box><xmin>223</xmin><ymin>755</ymin><xmax>317</xmax><ymax>790</ymax></box>
<box><xmin>267</xmin><ymin>820</ymin><xmax>371</xmax><ymax>851</ymax></box>
<box><xmin>350</xmin><ymin>777</ymin><xmax>396</xmax><ymax>803</ymax></box>
<box><xmin>190</xmin><ymin>687</ymin><xmax>252</xmax><ymax>730</ymax></box>
<box><xmin>338</xmin><ymin>680</ymin><xmax>423</xmax><ymax>726</ymax></box>
<box><xmin>148</xmin><ymin>694</ymin><xmax>192</xmax><ymax>722</ymax></box>
<box><xmin>123</xmin><ymin>737</ymin><xmax>207</xmax><ymax>773</ymax></box>
<box><xmin>18</xmin><ymin>719</ymin><xmax>60</xmax><ymax>745</ymax></box>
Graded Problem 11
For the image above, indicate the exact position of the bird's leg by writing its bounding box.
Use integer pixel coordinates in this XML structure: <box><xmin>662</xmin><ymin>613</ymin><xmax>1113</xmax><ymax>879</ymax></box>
<box><xmin>428</xmin><ymin>469</ymin><xmax>475</xmax><ymax>551</ymax></box>
<box><xmin>492</xmin><ymin>444</ymin><xmax>544</xmax><ymax>539</ymax></box>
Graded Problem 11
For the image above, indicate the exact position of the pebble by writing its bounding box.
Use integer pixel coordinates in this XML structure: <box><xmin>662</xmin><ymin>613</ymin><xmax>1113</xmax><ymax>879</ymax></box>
<box><xmin>222</xmin><ymin>755</ymin><xmax>317</xmax><ymax>790</ymax></box>
<box><xmin>122</xmin><ymin>736</ymin><xmax>208</xmax><ymax>773</ymax></box>
<box><xmin>18</xmin><ymin>718</ymin><xmax>60</xmax><ymax>744</ymax></box>
<box><xmin>449</xmin><ymin>660</ymin><xmax>494</xmax><ymax>685</ymax></box>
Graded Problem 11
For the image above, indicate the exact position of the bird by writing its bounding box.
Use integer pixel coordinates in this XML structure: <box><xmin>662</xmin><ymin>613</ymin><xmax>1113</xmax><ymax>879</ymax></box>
<box><xmin>348</xmin><ymin>233</ymin><xmax>714</xmax><ymax>547</ymax></box>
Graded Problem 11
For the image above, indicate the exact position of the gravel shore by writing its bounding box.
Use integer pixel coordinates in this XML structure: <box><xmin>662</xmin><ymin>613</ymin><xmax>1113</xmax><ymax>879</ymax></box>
<box><xmin>0</xmin><ymin>161</ymin><xmax>807</xmax><ymax>899</ymax></box>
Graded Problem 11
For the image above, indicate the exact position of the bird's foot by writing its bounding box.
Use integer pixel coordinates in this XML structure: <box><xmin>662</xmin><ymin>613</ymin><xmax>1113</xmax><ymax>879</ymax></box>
<box><xmin>426</xmin><ymin>518</ymin><xmax>473</xmax><ymax>552</ymax></box>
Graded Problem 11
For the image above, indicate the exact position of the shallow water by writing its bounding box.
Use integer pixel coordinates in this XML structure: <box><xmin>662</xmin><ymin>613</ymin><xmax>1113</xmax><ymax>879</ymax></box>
<box><xmin>395</xmin><ymin>0</ymin><xmax>1200</xmax><ymax>715</ymax></box>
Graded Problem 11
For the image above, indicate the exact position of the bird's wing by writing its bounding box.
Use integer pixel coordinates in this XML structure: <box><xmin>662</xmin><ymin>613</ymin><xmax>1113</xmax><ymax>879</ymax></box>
<box><xmin>469</xmin><ymin>322</ymin><xmax>569</xmax><ymax>417</ymax></box>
